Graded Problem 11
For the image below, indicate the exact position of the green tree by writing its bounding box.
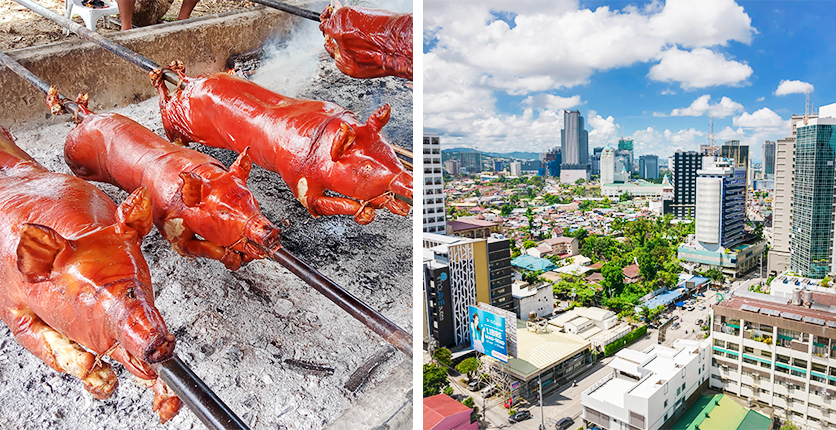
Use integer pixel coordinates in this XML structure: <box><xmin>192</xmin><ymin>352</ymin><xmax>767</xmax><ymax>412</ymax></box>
<box><xmin>780</xmin><ymin>424</ymin><xmax>800</xmax><ymax>430</ymax></box>
<box><xmin>823</xmin><ymin>276</ymin><xmax>832</xmax><ymax>288</ymax></box>
<box><xmin>462</xmin><ymin>397</ymin><xmax>475</xmax><ymax>408</ymax></box>
<box><xmin>619</xmin><ymin>192</ymin><xmax>633</xmax><ymax>202</ymax></box>
<box><xmin>443</xmin><ymin>386</ymin><xmax>454</xmax><ymax>395</ymax></box>
<box><xmin>601</xmin><ymin>261</ymin><xmax>625</xmax><ymax>297</ymax></box>
<box><xmin>423</xmin><ymin>363</ymin><xmax>449</xmax><ymax>397</ymax></box>
<box><xmin>456</xmin><ymin>357</ymin><xmax>480</xmax><ymax>381</ymax></box>
<box><xmin>523</xmin><ymin>270</ymin><xmax>544</xmax><ymax>285</ymax></box>
<box><xmin>500</xmin><ymin>204</ymin><xmax>513</xmax><ymax>216</ymax></box>
<box><xmin>522</xmin><ymin>240</ymin><xmax>538</xmax><ymax>249</ymax></box>
<box><xmin>433</xmin><ymin>347</ymin><xmax>453</xmax><ymax>368</ymax></box>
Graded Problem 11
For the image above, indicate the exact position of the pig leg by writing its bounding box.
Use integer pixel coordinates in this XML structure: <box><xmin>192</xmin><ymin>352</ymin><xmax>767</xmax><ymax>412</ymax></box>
<box><xmin>1</xmin><ymin>306</ymin><xmax>118</xmax><ymax>399</ymax></box>
<box><xmin>162</xmin><ymin>217</ymin><xmax>244</xmax><ymax>270</ymax></box>
<box><xmin>152</xmin><ymin>377</ymin><xmax>183</xmax><ymax>424</ymax></box>
<box><xmin>309</xmin><ymin>195</ymin><xmax>376</xmax><ymax>225</ymax></box>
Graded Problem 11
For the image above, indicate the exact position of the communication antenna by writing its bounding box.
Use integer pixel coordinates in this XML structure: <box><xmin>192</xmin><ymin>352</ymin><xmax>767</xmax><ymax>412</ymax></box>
<box><xmin>804</xmin><ymin>88</ymin><xmax>812</xmax><ymax>125</ymax></box>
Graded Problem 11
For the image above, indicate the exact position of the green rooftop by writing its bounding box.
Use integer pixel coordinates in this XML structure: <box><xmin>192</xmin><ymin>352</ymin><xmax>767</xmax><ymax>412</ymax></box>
<box><xmin>670</xmin><ymin>394</ymin><xmax>771</xmax><ymax>430</ymax></box>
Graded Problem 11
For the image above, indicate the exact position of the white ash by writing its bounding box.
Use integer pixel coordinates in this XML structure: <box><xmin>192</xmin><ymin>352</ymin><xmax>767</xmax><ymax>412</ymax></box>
<box><xmin>0</xmin><ymin>51</ymin><xmax>412</xmax><ymax>429</ymax></box>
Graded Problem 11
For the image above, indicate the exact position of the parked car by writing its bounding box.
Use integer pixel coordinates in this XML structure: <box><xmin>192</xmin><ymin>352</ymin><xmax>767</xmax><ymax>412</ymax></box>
<box><xmin>481</xmin><ymin>384</ymin><xmax>497</xmax><ymax>398</ymax></box>
<box><xmin>696</xmin><ymin>319</ymin><xmax>704</xmax><ymax>326</ymax></box>
<box><xmin>556</xmin><ymin>417</ymin><xmax>575</xmax><ymax>430</ymax></box>
<box><xmin>468</xmin><ymin>380</ymin><xmax>481</xmax><ymax>391</ymax></box>
<box><xmin>509</xmin><ymin>410</ymin><xmax>531</xmax><ymax>423</ymax></box>
<box><xmin>698</xmin><ymin>305</ymin><xmax>705</xmax><ymax>310</ymax></box>
<box><xmin>672</xmin><ymin>322</ymin><xmax>681</xmax><ymax>329</ymax></box>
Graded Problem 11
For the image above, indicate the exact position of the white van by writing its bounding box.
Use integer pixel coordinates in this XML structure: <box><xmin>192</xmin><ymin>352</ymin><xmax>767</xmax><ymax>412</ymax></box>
<box><xmin>481</xmin><ymin>384</ymin><xmax>497</xmax><ymax>397</ymax></box>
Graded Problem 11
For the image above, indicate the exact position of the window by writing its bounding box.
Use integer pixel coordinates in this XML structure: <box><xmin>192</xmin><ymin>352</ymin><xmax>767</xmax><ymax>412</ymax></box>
<box><xmin>664</xmin><ymin>400</ymin><xmax>668</xmax><ymax>407</ymax></box>
<box><xmin>682</xmin><ymin>383</ymin><xmax>686</xmax><ymax>392</ymax></box>
<box><xmin>677</xmin><ymin>387</ymin><xmax>681</xmax><ymax>396</ymax></box>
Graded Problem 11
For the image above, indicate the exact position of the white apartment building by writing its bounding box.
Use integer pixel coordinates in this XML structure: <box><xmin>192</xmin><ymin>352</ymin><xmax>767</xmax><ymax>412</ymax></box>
<box><xmin>423</xmin><ymin>134</ymin><xmax>446</xmax><ymax>234</ymax></box>
<box><xmin>512</xmin><ymin>280</ymin><xmax>554</xmax><ymax>321</ymax></box>
<box><xmin>582</xmin><ymin>339</ymin><xmax>711</xmax><ymax>430</ymax></box>
<box><xmin>710</xmin><ymin>289</ymin><xmax>836</xmax><ymax>430</ymax></box>
<box><xmin>510</xmin><ymin>161</ymin><xmax>522</xmax><ymax>177</ymax></box>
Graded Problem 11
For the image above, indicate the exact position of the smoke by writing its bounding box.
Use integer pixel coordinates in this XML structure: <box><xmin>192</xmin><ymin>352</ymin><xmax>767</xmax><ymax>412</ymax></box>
<box><xmin>252</xmin><ymin>0</ymin><xmax>412</xmax><ymax>96</ymax></box>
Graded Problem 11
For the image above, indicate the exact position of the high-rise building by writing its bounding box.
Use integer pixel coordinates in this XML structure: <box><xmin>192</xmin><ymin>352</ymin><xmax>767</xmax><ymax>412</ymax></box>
<box><xmin>695</xmin><ymin>157</ymin><xmax>746</xmax><ymax>248</ymax></box>
<box><xmin>790</xmin><ymin>106</ymin><xmax>836</xmax><ymax>279</ymax></box>
<box><xmin>600</xmin><ymin>145</ymin><xmax>615</xmax><ymax>185</ymax></box>
<box><xmin>615</xmin><ymin>139</ymin><xmax>634</xmax><ymax>174</ymax></box>
<box><xmin>423</xmin><ymin>234</ymin><xmax>516</xmax><ymax>347</ymax></box>
<box><xmin>639</xmin><ymin>154</ymin><xmax>659</xmax><ymax>180</ymax></box>
<box><xmin>591</xmin><ymin>147</ymin><xmax>604</xmax><ymax>176</ymax></box>
<box><xmin>444</xmin><ymin>159</ymin><xmax>459</xmax><ymax>175</ymax></box>
<box><xmin>560</xmin><ymin>110</ymin><xmax>590</xmax><ymax>183</ymax></box>
<box><xmin>769</xmin><ymin>114</ymin><xmax>814</xmax><ymax>275</ymax></box>
<box><xmin>460</xmin><ymin>150</ymin><xmax>482</xmax><ymax>173</ymax></box>
<box><xmin>763</xmin><ymin>140</ymin><xmax>776</xmax><ymax>177</ymax></box>
<box><xmin>423</xmin><ymin>134</ymin><xmax>446</xmax><ymax>234</ymax></box>
<box><xmin>670</xmin><ymin>150</ymin><xmax>702</xmax><ymax>219</ymax></box>
<box><xmin>721</xmin><ymin>140</ymin><xmax>750</xmax><ymax>191</ymax></box>
<box><xmin>493</xmin><ymin>160</ymin><xmax>503</xmax><ymax>173</ymax></box>
<box><xmin>510</xmin><ymin>161</ymin><xmax>522</xmax><ymax>176</ymax></box>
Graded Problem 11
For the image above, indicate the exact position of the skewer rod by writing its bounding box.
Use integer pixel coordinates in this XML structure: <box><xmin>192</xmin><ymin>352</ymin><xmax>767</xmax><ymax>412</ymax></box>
<box><xmin>248</xmin><ymin>0</ymin><xmax>321</xmax><ymax>21</ymax></box>
<box><xmin>269</xmin><ymin>247</ymin><xmax>413</xmax><ymax>356</ymax></box>
<box><xmin>0</xmin><ymin>50</ymin><xmax>81</xmax><ymax>116</ymax></box>
<box><xmin>153</xmin><ymin>356</ymin><xmax>251</xmax><ymax>430</ymax></box>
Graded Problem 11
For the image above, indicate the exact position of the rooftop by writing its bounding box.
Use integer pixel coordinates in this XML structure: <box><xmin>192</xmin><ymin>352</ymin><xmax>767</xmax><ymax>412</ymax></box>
<box><xmin>488</xmin><ymin>320</ymin><xmax>590</xmax><ymax>380</ymax></box>
<box><xmin>423</xmin><ymin>394</ymin><xmax>472</xmax><ymax>430</ymax></box>
<box><xmin>447</xmin><ymin>219</ymin><xmax>500</xmax><ymax>232</ymax></box>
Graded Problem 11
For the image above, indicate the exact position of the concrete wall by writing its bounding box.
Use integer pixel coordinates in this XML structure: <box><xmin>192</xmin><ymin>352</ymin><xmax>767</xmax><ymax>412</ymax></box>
<box><xmin>0</xmin><ymin>7</ymin><xmax>295</xmax><ymax>130</ymax></box>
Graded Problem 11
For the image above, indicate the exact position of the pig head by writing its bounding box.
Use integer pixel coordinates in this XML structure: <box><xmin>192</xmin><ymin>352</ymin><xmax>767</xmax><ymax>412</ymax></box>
<box><xmin>0</xmin><ymin>129</ymin><xmax>180</xmax><ymax>422</ymax></box>
<box><xmin>297</xmin><ymin>103</ymin><xmax>413</xmax><ymax>225</ymax></box>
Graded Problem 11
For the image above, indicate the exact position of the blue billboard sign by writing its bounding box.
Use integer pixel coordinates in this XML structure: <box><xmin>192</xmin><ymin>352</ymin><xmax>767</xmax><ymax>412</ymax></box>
<box><xmin>468</xmin><ymin>305</ymin><xmax>508</xmax><ymax>363</ymax></box>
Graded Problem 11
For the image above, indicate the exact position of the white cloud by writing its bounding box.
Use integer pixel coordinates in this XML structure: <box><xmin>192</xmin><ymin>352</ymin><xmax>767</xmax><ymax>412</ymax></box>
<box><xmin>661</xmin><ymin>88</ymin><xmax>676</xmax><ymax>95</ymax></box>
<box><xmin>669</xmin><ymin>94</ymin><xmax>744</xmax><ymax>117</ymax></box>
<box><xmin>716</xmin><ymin>126</ymin><xmax>746</xmax><ymax>140</ymax></box>
<box><xmin>587</xmin><ymin>110</ymin><xmax>619</xmax><ymax>148</ymax></box>
<box><xmin>733</xmin><ymin>107</ymin><xmax>786</xmax><ymax>128</ymax></box>
<box><xmin>756</xmin><ymin>96</ymin><xmax>765</xmax><ymax>102</ymax></box>
<box><xmin>522</xmin><ymin>94</ymin><xmax>582</xmax><ymax>111</ymax></box>
<box><xmin>648</xmin><ymin>48</ymin><xmax>752</xmax><ymax>89</ymax></box>
<box><xmin>424</xmin><ymin>0</ymin><xmax>757</xmax><ymax>151</ymax></box>
<box><xmin>775</xmin><ymin>79</ymin><xmax>814</xmax><ymax>96</ymax></box>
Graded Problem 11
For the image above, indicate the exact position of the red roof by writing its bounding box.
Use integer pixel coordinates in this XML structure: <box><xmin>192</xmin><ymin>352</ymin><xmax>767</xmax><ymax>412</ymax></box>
<box><xmin>622</xmin><ymin>264</ymin><xmax>640</xmax><ymax>279</ymax></box>
<box><xmin>447</xmin><ymin>219</ymin><xmax>498</xmax><ymax>231</ymax></box>
<box><xmin>586</xmin><ymin>273</ymin><xmax>604</xmax><ymax>282</ymax></box>
<box><xmin>588</xmin><ymin>262</ymin><xmax>604</xmax><ymax>270</ymax></box>
<box><xmin>423</xmin><ymin>394</ymin><xmax>472</xmax><ymax>430</ymax></box>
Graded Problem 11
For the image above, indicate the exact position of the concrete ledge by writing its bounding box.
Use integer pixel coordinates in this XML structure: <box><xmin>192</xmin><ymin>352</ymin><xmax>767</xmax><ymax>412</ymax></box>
<box><xmin>0</xmin><ymin>7</ymin><xmax>297</xmax><ymax>129</ymax></box>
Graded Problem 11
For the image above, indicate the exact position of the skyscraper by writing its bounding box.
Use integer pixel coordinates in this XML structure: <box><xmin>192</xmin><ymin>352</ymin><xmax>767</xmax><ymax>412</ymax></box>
<box><xmin>591</xmin><ymin>146</ymin><xmax>604</xmax><ymax>176</ymax></box>
<box><xmin>670</xmin><ymin>150</ymin><xmax>702</xmax><ymax>219</ymax></box>
<box><xmin>560</xmin><ymin>110</ymin><xmax>590</xmax><ymax>182</ymax></box>
<box><xmin>638</xmin><ymin>154</ymin><xmax>659</xmax><ymax>180</ymax></box>
<box><xmin>616</xmin><ymin>138</ymin><xmax>634</xmax><ymax>174</ymax></box>
<box><xmin>460</xmin><ymin>150</ymin><xmax>482</xmax><ymax>173</ymax></box>
<box><xmin>789</xmin><ymin>106</ymin><xmax>836</xmax><ymax>279</ymax></box>
<box><xmin>721</xmin><ymin>140</ymin><xmax>749</xmax><ymax>192</ymax></box>
<box><xmin>695</xmin><ymin>157</ymin><xmax>746</xmax><ymax>247</ymax></box>
<box><xmin>600</xmin><ymin>145</ymin><xmax>615</xmax><ymax>185</ymax></box>
<box><xmin>423</xmin><ymin>134</ymin><xmax>446</xmax><ymax>234</ymax></box>
<box><xmin>763</xmin><ymin>140</ymin><xmax>776</xmax><ymax>177</ymax></box>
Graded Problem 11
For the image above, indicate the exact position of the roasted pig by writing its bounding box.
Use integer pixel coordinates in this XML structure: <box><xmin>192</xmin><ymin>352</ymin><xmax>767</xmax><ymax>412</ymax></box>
<box><xmin>152</xmin><ymin>63</ymin><xmax>412</xmax><ymax>225</ymax></box>
<box><xmin>0</xmin><ymin>126</ymin><xmax>181</xmax><ymax>422</ymax></box>
<box><xmin>55</xmin><ymin>91</ymin><xmax>280</xmax><ymax>271</ymax></box>
<box><xmin>319</xmin><ymin>3</ymin><xmax>413</xmax><ymax>80</ymax></box>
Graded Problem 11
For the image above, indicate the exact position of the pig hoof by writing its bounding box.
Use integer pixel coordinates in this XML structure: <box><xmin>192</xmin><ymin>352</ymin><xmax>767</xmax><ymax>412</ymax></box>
<box><xmin>354</xmin><ymin>207</ymin><xmax>375</xmax><ymax>225</ymax></box>
<box><xmin>220</xmin><ymin>250</ymin><xmax>243</xmax><ymax>271</ymax></box>
<box><xmin>153</xmin><ymin>378</ymin><xmax>182</xmax><ymax>423</ymax></box>
<box><xmin>82</xmin><ymin>364</ymin><xmax>119</xmax><ymax>400</ymax></box>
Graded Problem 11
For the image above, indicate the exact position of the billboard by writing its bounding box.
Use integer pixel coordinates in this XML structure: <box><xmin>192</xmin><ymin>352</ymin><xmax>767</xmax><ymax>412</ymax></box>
<box><xmin>479</xmin><ymin>302</ymin><xmax>518</xmax><ymax>359</ymax></box>
<box><xmin>468</xmin><ymin>305</ymin><xmax>508</xmax><ymax>362</ymax></box>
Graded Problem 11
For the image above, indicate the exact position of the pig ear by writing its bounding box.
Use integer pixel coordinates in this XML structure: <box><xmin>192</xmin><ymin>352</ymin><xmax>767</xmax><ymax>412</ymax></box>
<box><xmin>16</xmin><ymin>223</ymin><xmax>70</xmax><ymax>283</ymax></box>
<box><xmin>367</xmin><ymin>104</ymin><xmax>391</xmax><ymax>133</ymax></box>
<box><xmin>229</xmin><ymin>147</ymin><xmax>252</xmax><ymax>180</ymax></box>
<box><xmin>116</xmin><ymin>186</ymin><xmax>153</xmax><ymax>237</ymax></box>
<box><xmin>330</xmin><ymin>123</ymin><xmax>356</xmax><ymax>161</ymax></box>
<box><xmin>180</xmin><ymin>172</ymin><xmax>204</xmax><ymax>207</ymax></box>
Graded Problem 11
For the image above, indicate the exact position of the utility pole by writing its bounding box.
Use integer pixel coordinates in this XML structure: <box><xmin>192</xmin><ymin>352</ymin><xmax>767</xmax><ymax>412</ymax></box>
<box><xmin>539</xmin><ymin>374</ymin><xmax>545</xmax><ymax>430</ymax></box>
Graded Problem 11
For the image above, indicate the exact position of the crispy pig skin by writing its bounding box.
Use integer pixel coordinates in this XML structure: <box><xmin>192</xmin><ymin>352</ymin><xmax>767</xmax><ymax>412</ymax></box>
<box><xmin>0</xmin><ymin>126</ymin><xmax>179</xmax><ymax>421</ymax></box>
<box><xmin>319</xmin><ymin>5</ymin><xmax>413</xmax><ymax>80</ymax></box>
<box><xmin>155</xmin><ymin>69</ymin><xmax>412</xmax><ymax>225</ymax></box>
<box><xmin>64</xmin><ymin>110</ymin><xmax>280</xmax><ymax>270</ymax></box>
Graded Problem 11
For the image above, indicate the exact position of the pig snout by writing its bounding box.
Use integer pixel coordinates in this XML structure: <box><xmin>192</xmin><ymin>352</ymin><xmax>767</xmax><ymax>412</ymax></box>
<box><xmin>117</xmin><ymin>301</ymin><xmax>175</xmax><ymax>364</ymax></box>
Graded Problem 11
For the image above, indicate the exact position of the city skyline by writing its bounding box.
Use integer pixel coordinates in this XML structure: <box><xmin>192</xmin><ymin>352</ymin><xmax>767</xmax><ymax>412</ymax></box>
<box><xmin>423</xmin><ymin>0</ymin><xmax>836</xmax><ymax>162</ymax></box>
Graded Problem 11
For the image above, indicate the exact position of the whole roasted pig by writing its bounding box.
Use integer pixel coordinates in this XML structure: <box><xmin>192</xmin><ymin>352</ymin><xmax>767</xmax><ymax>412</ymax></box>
<box><xmin>319</xmin><ymin>2</ymin><xmax>413</xmax><ymax>80</ymax></box>
<box><xmin>0</xmin><ymin>125</ymin><xmax>181</xmax><ymax>423</ymax></box>
<box><xmin>56</xmin><ymin>91</ymin><xmax>280</xmax><ymax>271</ymax></box>
<box><xmin>152</xmin><ymin>63</ymin><xmax>412</xmax><ymax>225</ymax></box>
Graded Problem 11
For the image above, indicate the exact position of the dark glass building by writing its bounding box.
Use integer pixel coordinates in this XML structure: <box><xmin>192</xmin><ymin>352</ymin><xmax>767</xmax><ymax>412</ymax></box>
<box><xmin>670</xmin><ymin>150</ymin><xmax>702</xmax><ymax>219</ymax></box>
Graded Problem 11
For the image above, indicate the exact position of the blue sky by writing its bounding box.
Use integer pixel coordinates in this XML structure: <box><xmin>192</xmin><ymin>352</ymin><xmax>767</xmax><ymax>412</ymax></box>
<box><xmin>423</xmin><ymin>0</ymin><xmax>836</xmax><ymax>162</ymax></box>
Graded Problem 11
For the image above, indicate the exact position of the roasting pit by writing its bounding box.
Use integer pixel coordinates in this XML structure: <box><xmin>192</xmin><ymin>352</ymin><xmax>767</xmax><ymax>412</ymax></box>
<box><xmin>0</xmin><ymin>4</ymin><xmax>413</xmax><ymax>429</ymax></box>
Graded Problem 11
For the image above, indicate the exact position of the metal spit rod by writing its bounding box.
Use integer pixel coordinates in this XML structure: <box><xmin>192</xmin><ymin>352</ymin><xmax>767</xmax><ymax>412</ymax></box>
<box><xmin>13</xmin><ymin>0</ymin><xmax>414</xmax><ymax>357</ymax></box>
<box><xmin>0</xmin><ymin>49</ymin><xmax>250</xmax><ymax>430</ymax></box>
<box><xmin>248</xmin><ymin>0</ymin><xmax>321</xmax><ymax>22</ymax></box>
<box><xmin>269</xmin><ymin>247</ymin><xmax>413</xmax><ymax>356</ymax></box>
<box><xmin>152</xmin><ymin>356</ymin><xmax>250</xmax><ymax>430</ymax></box>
